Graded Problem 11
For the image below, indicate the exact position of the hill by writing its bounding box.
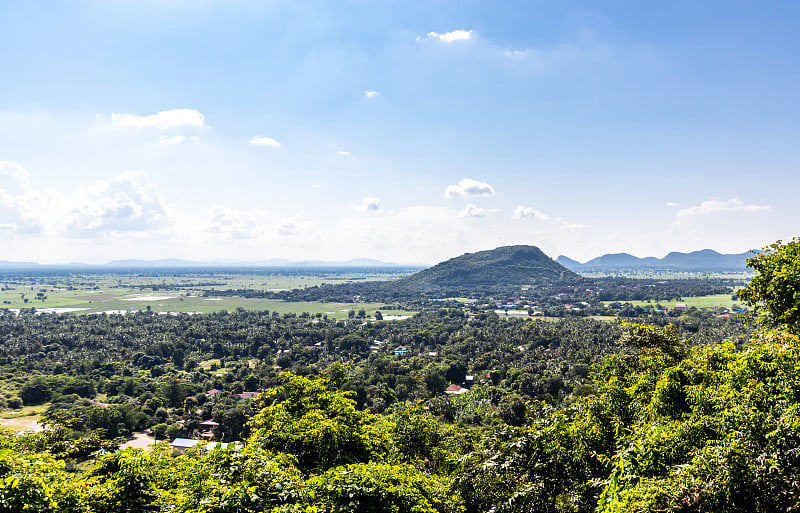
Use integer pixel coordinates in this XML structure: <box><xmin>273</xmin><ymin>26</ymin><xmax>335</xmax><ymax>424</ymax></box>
<box><xmin>557</xmin><ymin>249</ymin><xmax>753</xmax><ymax>273</ymax></box>
<box><xmin>393</xmin><ymin>245</ymin><xmax>576</xmax><ymax>293</ymax></box>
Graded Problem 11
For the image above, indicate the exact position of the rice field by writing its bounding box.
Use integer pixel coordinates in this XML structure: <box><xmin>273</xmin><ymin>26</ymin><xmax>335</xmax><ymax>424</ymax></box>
<box><xmin>0</xmin><ymin>271</ymin><xmax>417</xmax><ymax>319</ymax></box>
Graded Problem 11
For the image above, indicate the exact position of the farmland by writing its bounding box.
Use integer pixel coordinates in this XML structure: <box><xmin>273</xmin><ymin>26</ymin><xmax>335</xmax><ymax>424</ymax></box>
<box><xmin>0</xmin><ymin>268</ymin><xmax>418</xmax><ymax>319</ymax></box>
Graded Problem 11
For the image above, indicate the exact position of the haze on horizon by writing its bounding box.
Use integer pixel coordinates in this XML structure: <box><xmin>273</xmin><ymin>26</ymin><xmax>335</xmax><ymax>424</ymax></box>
<box><xmin>1</xmin><ymin>1</ymin><xmax>798</xmax><ymax>265</ymax></box>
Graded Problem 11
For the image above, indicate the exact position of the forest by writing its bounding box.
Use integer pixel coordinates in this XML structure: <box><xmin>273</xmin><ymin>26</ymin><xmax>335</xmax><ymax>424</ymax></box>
<box><xmin>0</xmin><ymin>237</ymin><xmax>797</xmax><ymax>512</ymax></box>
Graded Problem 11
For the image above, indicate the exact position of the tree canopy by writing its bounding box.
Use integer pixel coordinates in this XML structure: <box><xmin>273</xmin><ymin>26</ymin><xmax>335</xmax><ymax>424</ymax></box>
<box><xmin>740</xmin><ymin>237</ymin><xmax>800</xmax><ymax>333</ymax></box>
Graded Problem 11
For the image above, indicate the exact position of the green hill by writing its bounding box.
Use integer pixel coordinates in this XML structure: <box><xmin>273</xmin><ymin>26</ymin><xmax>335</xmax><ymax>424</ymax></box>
<box><xmin>393</xmin><ymin>245</ymin><xmax>576</xmax><ymax>293</ymax></box>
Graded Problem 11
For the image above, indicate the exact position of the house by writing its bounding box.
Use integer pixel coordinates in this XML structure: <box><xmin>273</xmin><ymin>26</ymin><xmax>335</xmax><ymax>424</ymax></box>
<box><xmin>206</xmin><ymin>388</ymin><xmax>222</xmax><ymax>396</ymax></box>
<box><xmin>674</xmin><ymin>303</ymin><xmax>687</xmax><ymax>310</ymax></box>
<box><xmin>199</xmin><ymin>419</ymin><xmax>218</xmax><ymax>439</ymax></box>
<box><xmin>231</xmin><ymin>391</ymin><xmax>259</xmax><ymax>401</ymax></box>
<box><xmin>170</xmin><ymin>438</ymin><xmax>202</xmax><ymax>456</ymax></box>
<box><xmin>394</xmin><ymin>346</ymin><xmax>409</xmax><ymax>355</ymax></box>
<box><xmin>445</xmin><ymin>384</ymin><xmax>468</xmax><ymax>395</ymax></box>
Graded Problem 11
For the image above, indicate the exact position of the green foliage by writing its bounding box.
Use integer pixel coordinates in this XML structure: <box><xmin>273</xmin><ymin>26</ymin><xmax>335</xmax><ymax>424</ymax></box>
<box><xmin>618</xmin><ymin>322</ymin><xmax>687</xmax><ymax>360</ymax></box>
<box><xmin>308</xmin><ymin>462</ymin><xmax>463</xmax><ymax>513</ymax></box>
<box><xmin>394</xmin><ymin>245</ymin><xmax>576</xmax><ymax>293</ymax></box>
<box><xmin>164</xmin><ymin>445</ymin><xmax>307</xmax><ymax>512</ymax></box>
<box><xmin>740</xmin><ymin>237</ymin><xmax>800</xmax><ymax>333</ymax></box>
<box><xmin>0</xmin><ymin>448</ymin><xmax>74</xmax><ymax>512</ymax></box>
<box><xmin>249</xmin><ymin>373</ymin><xmax>393</xmax><ymax>472</ymax></box>
<box><xmin>82</xmin><ymin>448</ymin><xmax>170</xmax><ymax>512</ymax></box>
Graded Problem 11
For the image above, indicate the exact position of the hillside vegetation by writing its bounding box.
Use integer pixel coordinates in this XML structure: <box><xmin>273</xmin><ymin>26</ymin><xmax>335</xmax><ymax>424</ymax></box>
<box><xmin>0</xmin><ymin>237</ymin><xmax>797</xmax><ymax>512</ymax></box>
<box><xmin>395</xmin><ymin>245</ymin><xmax>576</xmax><ymax>292</ymax></box>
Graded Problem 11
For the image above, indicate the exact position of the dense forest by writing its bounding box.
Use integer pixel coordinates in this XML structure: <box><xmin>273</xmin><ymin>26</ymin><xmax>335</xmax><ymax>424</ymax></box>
<box><xmin>0</xmin><ymin>237</ymin><xmax>797</xmax><ymax>512</ymax></box>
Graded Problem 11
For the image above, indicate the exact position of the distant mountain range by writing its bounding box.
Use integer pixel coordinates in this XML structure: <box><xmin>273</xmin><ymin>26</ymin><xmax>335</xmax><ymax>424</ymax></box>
<box><xmin>0</xmin><ymin>258</ymin><xmax>414</xmax><ymax>269</ymax></box>
<box><xmin>556</xmin><ymin>249</ymin><xmax>755</xmax><ymax>273</ymax></box>
<box><xmin>0</xmin><ymin>248</ymin><xmax>755</xmax><ymax>273</ymax></box>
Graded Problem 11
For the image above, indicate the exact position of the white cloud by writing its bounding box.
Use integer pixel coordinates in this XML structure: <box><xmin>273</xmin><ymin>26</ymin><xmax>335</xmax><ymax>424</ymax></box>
<box><xmin>0</xmin><ymin>188</ymin><xmax>48</xmax><ymax>236</ymax></box>
<box><xmin>675</xmin><ymin>198</ymin><xmax>771</xmax><ymax>217</ymax></box>
<box><xmin>445</xmin><ymin>178</ymin><xmax>495</xmax><ymax>198</ymax></box>
<box><xmin>0</xmin><ymin>161</ymin><xmax>50</xmax><ymax>235</ymax></box>
<box><xmin>64</xmin><ymin>170</ymin><xmax>171</xmax><ymax>236</ymax></box>
<box><xmin>310</xmin><ymin>183</ymin><xmax>321</xmax><ymax>189</ymax></box>
<box><xmin>110</xmin><ymin>109</ymin><xmax>205</xmax><ymax>130</ymax></box>
<box><xmin>419</xmin><ymin>29</ymin><xmax>474</xmax><ymax>43</ymax></box>
<box><xmin>249</xmin><ymin>135</ymin><xmax>281</xmax><ymax>147</ymax></box>
<box><xmin>337</xmin><ymin>151</ymin><xmax>351</xmax><ymax>156</ymax></box>
<box><xmin>504</xmin><ymin>49</ymin><xmax>530</xmax><ymax>58</ymax></box>
<box><xmin>277</xmin><ymin>213</ymin><xmax>316</xmax><ymax>237</ymax></box>
<box><xmin>460</xmin><ymin>204</ymin><xmax>498</xmax><ymax>218</ymax></box>
<box><xmin>159</xmin><ymin>135</ymin><xmax>186</xmax><ymax>145</ymax></box>
<box><xmin>353</xmin><ymin>197</ymin><xmax>381</xmax><ymax>212</ymax></box>
<box><xmin>512</xmin><ymin>205</ymin><xmax>550</xmax><ymax>221</ymax></box>
<box><xmin>206</xmin><ymin>205</ymin><xmax>271</xmax><ymax>239</ymax></box>
<box><xmin>666</xmin><ymin>202</ymin><xmax>681</xmax><ymax>207</ymax></box>
<box><xmin>660</xmin><ymin>197</ymin><xmax>776</xmax><ymax>253</ymax></box>
<box><xmin>0</xmin><ymin>160</ymin><xmax>31</xmax><ymax>195</ymax></box>
<box><xmin>364</xmin><ymin>90</ymin><xmax>380</xmax><ymax>99</ymax></box>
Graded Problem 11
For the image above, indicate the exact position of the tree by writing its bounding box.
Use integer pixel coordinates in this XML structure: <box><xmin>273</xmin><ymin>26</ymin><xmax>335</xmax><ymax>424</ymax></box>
<box><xmin>740</xmin><ymin>237</ymin><xmax>800</xmax><ymax>333</ymax></box>
<box><xmin>249</xmin><ymin>373</ymin><xmax>392</xmax><ymax>472</ymax></box>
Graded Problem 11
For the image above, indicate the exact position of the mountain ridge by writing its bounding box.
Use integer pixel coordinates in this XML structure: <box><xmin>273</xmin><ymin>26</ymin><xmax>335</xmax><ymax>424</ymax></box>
<box><xmin>393</xmin><ymin>245</ymin><xmax>576</xmax><ymax>293</ymax></box>
<box><xmin>556</xmin><ymin>249</ymin><xmax>754</xmax><ymax>272</ymax></box>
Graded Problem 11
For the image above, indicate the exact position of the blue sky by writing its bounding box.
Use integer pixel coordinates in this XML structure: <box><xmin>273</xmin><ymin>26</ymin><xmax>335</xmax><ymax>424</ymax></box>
<box><xmin>1</xmin><ymin>0</ymin><xmax>798</xmax><ymax>264</ymax></box>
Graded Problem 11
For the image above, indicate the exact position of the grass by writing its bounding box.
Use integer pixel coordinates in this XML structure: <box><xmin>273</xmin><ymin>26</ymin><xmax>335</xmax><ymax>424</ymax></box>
<box><xmin>198</xmin><ymin>359</ymin><xmax>222</xmax><ymax>371</ymax></box>
<box><xmin>0</xmin><ymin>403</ymin><xmax>49</xmax><ymax>419</ymax></box>
<box><xmin>0</xmin><ymin>272</ymin><xmax>418</xmax><ymax>320</ymax></box>
<box><xmin>621</xmin><ymin>294</ymin><xmax>743</xmax><ymax>310</ymax></box>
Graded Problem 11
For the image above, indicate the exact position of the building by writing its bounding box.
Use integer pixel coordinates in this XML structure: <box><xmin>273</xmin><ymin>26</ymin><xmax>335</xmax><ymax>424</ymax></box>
<box><xmin>445</xmin><ymin>384</ymin><xmax>468</xmax><ymax>395</ymax></box>
<box><xmin>170</xmin><ymin>438</ymin><xmax>202</xmax><ymax>456</ymax></box>
<box><xmin>231</xmin><ymin>391</ymin><xmax>259</xmax><ymax>400</ymax></box>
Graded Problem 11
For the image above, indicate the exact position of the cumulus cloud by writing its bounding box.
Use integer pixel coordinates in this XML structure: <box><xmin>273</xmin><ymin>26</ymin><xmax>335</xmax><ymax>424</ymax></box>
<box><xmin>65</xmin><ymin>170</ymin><xmax>170</xmax><ymax>236</ymax></box>
<box><xmin>365</xmin><ymin>90</ymin><xmax>380</xmax><ymax>99</ymax></box>
<box><xmin>249</xmin><ymin>135</ymin><xmax>281</xmax><ymax>147</ymax></box>
<box><xmin>445</xmin><ymin>178</ymin><xmax>495</xmax><ymax>198</ymax></box>
<box><xmin>460</xmin><ymin>204</ymin><xmax>498</xmax><ymax>218</ymax></box>
<box><xmin>277</xmin><ymin>213</ymin><xmax>315</xmax><ymax>237</ymax></box>
<box><xmin>0</xmin><ymin>161</ymin><xmax>31</xmax><ymax>195</ymax></box>
<box><xmin>353</xmin><ymin>197</ymin><xmax>381</xmax><ymax>212</ymax></box>
<box><xmin>110</xmin><ymin>109</ymin><xmax>205</xmax><ymax>130</ymax></box>
<box><xmin>660</xmin><ymin>197</ymin><xmax>775</xmax><ymax>252</ymax></box>
<box><xmin>512</xmin><ymin>205</ymin><xmax>550</xmax><ymax>221</ymax></box>
<box><xmin>206</xmin><ymin>205</ymin><xmax>271</xmax><ymax>239</ymax></box>
<box><xmin>419</xmin><ymin>29</ymin><xmax>474</xmax><ymax>43</ymax></box>
<box><xmin>0</xmin><ymin>188</ymin><xmax>48</xmax><ymax>236</ymax></box>
<box><xmin>0</xmin><ymin>161</ymin><xmax>49</xmax><ymax>235</ymax></box>
<box><xmin>675</xmin><ymin>198</ymin><xmax>771</xmax><ymax>217</ymax></box>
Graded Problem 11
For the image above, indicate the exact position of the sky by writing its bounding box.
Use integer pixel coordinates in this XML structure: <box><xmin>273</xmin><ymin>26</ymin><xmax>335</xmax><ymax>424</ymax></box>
<box><xmin>1</xmin><ymin>0</ymin><xmax>799</xmax><ymax>265</ymax></box>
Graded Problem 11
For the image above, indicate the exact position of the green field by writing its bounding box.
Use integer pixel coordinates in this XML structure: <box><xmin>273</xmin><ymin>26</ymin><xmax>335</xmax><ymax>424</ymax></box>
<box><xmin>621</xmin><ymin>293</ymin><xmax>743</xmax><ymax>310</ymax></box>
<box><xmin>0</xmin><ymin>272</ymin><xmax>416</xmax><ymax>319</ymax></box>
